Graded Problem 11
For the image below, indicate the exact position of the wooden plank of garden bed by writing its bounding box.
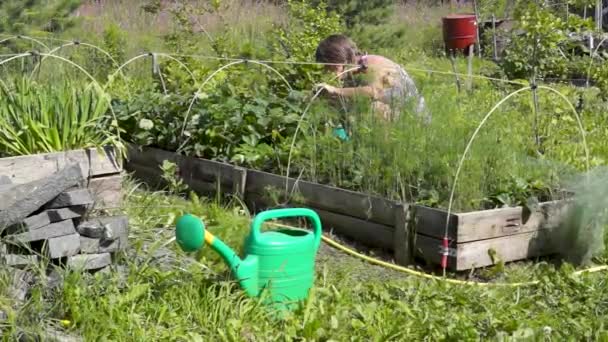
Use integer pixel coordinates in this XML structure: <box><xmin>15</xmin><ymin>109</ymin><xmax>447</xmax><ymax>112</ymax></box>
<box><xmin>126</xmin><ymin>145</ymin><xmax>234</xmax><ymax>188</ymax></box>
<box><xmin>314</xmin><ymin>208</ymin><xmax>394</xmax><ymax>250</ymax></box>
<box><xmin>412</xmin><ymin>205</ymin><xmax>459</xmax><ymax>241</ymax></box>
<box><xmin>245</xmin><ymin>169</ymin><xmax>398</xmax><ymax>226</ymax></box>
<box><xmin>88</xmin><ymin>174</ymin><xmax>123</xmax><ymax>210</ymax></box>
<box><xmin>455</xmin><ymin>200</ymin><xmax>571</xmax><ymax>242</ymax></box>
<box><xmin>125</xmin><ymin>162</ymin><xmax>225</xmax><ymax>196</ymax></box>
<box><xmin>0</xmin><ymin>147</ymin><xmax>121</xmax><ymax>184</ymax></box>
<box><xmin>245</xmin><ymin>192</ymin><xmax>394</xmax><ymax>250</ymax></box>
<box><xmin>414</xmin><ymin>228</ymin><xmax>560</xmax><ymax>271</ymax></box>
<box><xmin>413</xmin><ymin>200</ymin><xmax>572</xmax><ymax>243</ymax></box>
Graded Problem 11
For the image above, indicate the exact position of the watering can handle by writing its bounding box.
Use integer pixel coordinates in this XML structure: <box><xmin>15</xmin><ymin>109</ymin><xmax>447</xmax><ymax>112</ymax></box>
<box><xmin>251</xmin><ymin>208</ymin><xmax>323</xmax><ymax>248</ymax></box>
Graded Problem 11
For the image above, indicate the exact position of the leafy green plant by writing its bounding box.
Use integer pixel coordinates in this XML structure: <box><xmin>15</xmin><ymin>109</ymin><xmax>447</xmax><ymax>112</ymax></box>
<box><xmin>270</xmin><ymin>0</ymin><xmax>343</xmax><ymax>90</ymax></box>
<box><xmin>0</xmin><ymin>78</ymin><xmax>118</xmax><ymax>157</ymax></box>
<box><xmin>160</xmin><ymin>160</ymin><xmax>189</xmax><ymax>196</ymax></box>
<box><xmin>501</xmin><ymin>1</ymin><xmax>595</xmax><ymax>80</ymax></box>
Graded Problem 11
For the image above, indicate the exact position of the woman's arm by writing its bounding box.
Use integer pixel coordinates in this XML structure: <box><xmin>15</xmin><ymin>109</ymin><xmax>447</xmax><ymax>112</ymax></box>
<box><xmin>317</xmin><ymin>83</ymin><xmax>380</xmax><ymax>100</ymax></box>
<box><xmin>333</xmin><ymin>86</ymin><xmax>379</xmax><ymax>99</ymax></box>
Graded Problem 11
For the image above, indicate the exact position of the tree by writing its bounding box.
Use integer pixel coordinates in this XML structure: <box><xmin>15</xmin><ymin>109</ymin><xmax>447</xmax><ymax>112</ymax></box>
<box><xmin>0</xmin><ymin>0</ymin><xmax>82</xmax><ymax>35</ymax></box>
<box><xmin>308</xmin><ymin>0</ymin><xmax>395</xmax><ymax>29</ymax></box>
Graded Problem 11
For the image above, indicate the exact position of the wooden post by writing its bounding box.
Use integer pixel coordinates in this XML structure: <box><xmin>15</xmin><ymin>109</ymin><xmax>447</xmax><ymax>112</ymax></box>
<box><xmin>448</xmin><ymin>51</ymin><xmax>462</xmax><ymax>93</ymax></box>
<box><xmin>492</xmin><ymin>14</ymin><xmax>498</xmax><ymax>61</ymax></box>
<box><xmin>466</xmin><ymin>44</ymin><xmax>474</xmax><ymax>91</ymax></box>
<box><xmin>232</xmin><ymin>166</ymin><xmax>247</xmax><ymax>200</ymax></box>
<box><xmin>473</xmin><ymin>0</ymin><xmax>482</xmax><ymax>57</ymax></box>
<box><xmin>597</xmin><ymin>0</ymin><xmax>603</xmax><ymax>32</ymax></box>
<box><xmin>393</xmin><ymin>204</ymin><xmax>412</xmax><ymax>266</ymax></box>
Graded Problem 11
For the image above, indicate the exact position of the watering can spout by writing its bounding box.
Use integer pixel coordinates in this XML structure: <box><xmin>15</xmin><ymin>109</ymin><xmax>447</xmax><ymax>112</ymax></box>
<box><xmin>175</xmin><ymin>214</ymin><xmax>259</xmax><ymax>296</ymax></box>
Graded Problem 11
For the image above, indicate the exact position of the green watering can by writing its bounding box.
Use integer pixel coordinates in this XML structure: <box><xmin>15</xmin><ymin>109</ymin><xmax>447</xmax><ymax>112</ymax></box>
<box><xmin>175</xmin><ymin>208</ymin><xmax>322</xmax><ymax>311</ymax></box>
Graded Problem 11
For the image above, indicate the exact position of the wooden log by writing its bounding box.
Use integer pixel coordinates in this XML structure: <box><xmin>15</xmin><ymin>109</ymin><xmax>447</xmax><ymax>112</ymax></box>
<box><xmin>246</xmin><ymin>169</ymin><xmax>397</xmax><ymax>226</ymax></box>
<box><xmin>413</xmin><ymin>200</ymin><xmax>571</xmax><ymax>243</ymax></box>
<box><xmin>0</xmin><ymin>147</ymin><xmax>121</xmax><ymax>184</ymax></box>
<box><xmin>414</xmin><ymin>227</ymin><xmax>560</xmax><ymax>271</ymax></box>
<box><xmin>88</xmin><ymin>174</ymin><xmax>123</xmax><ymax>209</ymax></box>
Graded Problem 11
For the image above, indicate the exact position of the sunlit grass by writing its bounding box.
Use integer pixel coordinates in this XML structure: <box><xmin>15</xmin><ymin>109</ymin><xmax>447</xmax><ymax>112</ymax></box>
<box><xmin>1</xmin><ymin>176</ymin><xmax>608</xmax><ymax>340</ymax></box>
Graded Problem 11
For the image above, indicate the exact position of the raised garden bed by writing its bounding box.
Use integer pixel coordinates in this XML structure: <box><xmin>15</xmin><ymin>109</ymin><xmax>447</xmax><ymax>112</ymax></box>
<box><xmin>126</xmin><ymin>145</ymin><xmax>573</xmax><ymax>272</ymax></box>
<box><xmin>0</xmin><ymin>146</ymin><xmax>123</xmax><ymax>210</ymax></box>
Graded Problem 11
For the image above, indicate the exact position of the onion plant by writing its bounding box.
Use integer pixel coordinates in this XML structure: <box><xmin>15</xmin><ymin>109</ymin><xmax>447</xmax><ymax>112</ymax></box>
<box><xmin>0</xmin><ymin>78</ymin><xmax>119</xmax><ymax>157</ymax></box>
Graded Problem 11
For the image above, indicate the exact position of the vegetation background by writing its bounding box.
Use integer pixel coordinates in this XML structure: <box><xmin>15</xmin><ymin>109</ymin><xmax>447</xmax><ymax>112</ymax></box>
<box><xmin>1</xmin><ymin>0</ymin><xmax>608</xmax><ymax>340</ymax></box>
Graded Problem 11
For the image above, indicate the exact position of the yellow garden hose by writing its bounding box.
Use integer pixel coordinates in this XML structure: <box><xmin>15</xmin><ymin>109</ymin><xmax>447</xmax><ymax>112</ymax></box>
<box><xmin>319</xmin><ymin>234</ymin><xmax>608</xmax><ymax>288</ymax></box>
<box><xmin>263</xmin><ymin>221</ymin><xmax>608</xmax><ymax>287</ymax></box>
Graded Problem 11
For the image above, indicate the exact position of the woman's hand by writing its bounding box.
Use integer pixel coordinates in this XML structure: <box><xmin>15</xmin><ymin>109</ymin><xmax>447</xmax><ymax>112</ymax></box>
<box><xmin>314</xmin><ymin>83</ymin><xmax>339</xmax><ymax>96</ymax></box>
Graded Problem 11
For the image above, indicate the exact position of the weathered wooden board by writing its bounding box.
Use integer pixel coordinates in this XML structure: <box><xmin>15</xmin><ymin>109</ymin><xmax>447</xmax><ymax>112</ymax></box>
<box><xmin>455</xmin><ymin>200</ymin><xmax>571</xmax><ymax>242</ymax></box>
<box><xmin>125</xmin><ymin>161</ymin><xmax>226</xmax><ymax>196</ymax></box>
<box><xmin>0</xmin><ymin>147</ymin><xmax>121</xmax><ymax>184</ymax></box>
<box><xmin>414</xmin><ymin>228</ymin><xmax>560</xmax><ymax>271</ymax></box>
<box><xmin>413</xmin><ymin>205</ymin><xmax>458</xmax><ymax>241</ymax></box>
<box><xmin>414</xmin><ymin>200</ymin><xmax>572</xmax><ymax>243</ymax></box>
<box><xmin>126</xmin><ymin>145</ymin><xmax>234</xmax><ymax>188</ymax></box>
<box><xmin>88</xmin><ymin>174</ymin><xmax>123</xmax><ymax>209</ymax></box>
<box><xmin>246</xmin><ymin>169</ymin><xmax>398</xmax><ymax>226</ymax></box>
<box><xmin>393</xmin><ymin>204</ymin><xmax>413</xmax><ymax>265</ymax></box>
<box><xmin>246</xmin><ymin>191</ymin><xmax>394</xmax><ymax>250</ymax></box>
<box><xmin>314</xmin><ymin>208</ymin><xmax>394</xmax><ymax>250</ymax></box>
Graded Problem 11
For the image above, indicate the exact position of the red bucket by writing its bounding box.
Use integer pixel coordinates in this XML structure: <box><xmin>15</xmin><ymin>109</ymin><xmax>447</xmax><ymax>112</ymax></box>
<box><xmin>442</xmin><ymin>14</ymin><xmax>478</xmax><ymax>52</ymax></box>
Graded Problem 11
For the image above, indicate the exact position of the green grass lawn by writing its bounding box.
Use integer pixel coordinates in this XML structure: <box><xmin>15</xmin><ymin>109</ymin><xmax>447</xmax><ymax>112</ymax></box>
<box><xmin>2</xmin><ymin>176</ymin><xmax>608</xmax><ymax>341</ymax></box>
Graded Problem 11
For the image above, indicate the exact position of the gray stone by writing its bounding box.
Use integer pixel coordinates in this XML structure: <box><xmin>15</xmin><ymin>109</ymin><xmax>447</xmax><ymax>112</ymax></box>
<box><xmin>99</xmin><ymin>238</ymin><xmax>119</xmax><ymax>253</ymax></box>
<box><xmin>22</xmin><ymin>207</ymin><xmax>86</xmax><ymax>231</ymax></box>
<box><xmin>100</xmin><ymin>216</ymin><xmax>129</xmax><ymax>250</ymax></box>
<box><xmin>47</xmin><ymin>233</ymin><xmax>81</xmax><ymax>259</ymax></box>
<box><xmin>0</xmin><ymin>175</ymin><xmax>13</xmax><ymax>192</ymax></box>
<box><xmin>2</xmin><ymin>254</ymin><xmax>38</xmax><ymax>268</ymax></box>
<box><xmin>79</xmin><ymin>236</ymin><xmax>100</xmax><ymax>254</ymax></box>
<box><xmin>75</xmin><ymin>221</ymin><xmax>105</xmax><ymax>238</ymax></box>
<box><xmin>0</xmin><ymin>310</ymin><xmax>6</xmax><ymax>321</ymax></box>
<box><xmin>77</xmin><ymin>216</ymin><xmax>128</xmax><ymax>250</ymax></box>
<box><xmin>0</xmin><ymin>164</ymin><xmax>84</xmax><ymax>229</ymax></box>
<box><xmin>21</xmin><ymin>211</ymin><xmax>51</xmax><ymax>231</ymax></box>
<box><xmin>9</xmin><ymin>270</ymin><xmax>34</xmax><ymax>302</ymax></box>
<box><xmin>46</xmin><ymin>269</ymin><xmax>64</xmax><ymax>291</ymax></box>
<box><xmin>42</xmin><ymin>326</ymin><xmax>84</xmax><ymax>342</ymax></box>
<box><xmin>45</xmin><ymin>189</ymin><xmax>94</xmax><ymax>209</ymax></box>
<box><xmin>67</xmin><ymin>253</ymin><xmax>111</xmax><ymax>270</ymax></box>
<box><xmin>11</xmin><ymin>219</ymin><xmax>76</xmax><ymax>243</ymax></box>
<box><xmin>47</xmin><ymin>206</ymin><xmax>86</xmax><ymax>222</ymax></box>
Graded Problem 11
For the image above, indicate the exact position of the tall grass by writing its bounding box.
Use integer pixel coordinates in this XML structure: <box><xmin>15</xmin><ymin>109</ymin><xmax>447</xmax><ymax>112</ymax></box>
<box><xmin>2</xmin><ymin>179</ymin><xmax>608</xmax><ymax>340</ymax></box>
<box><xmin>0</xmin><ymin>78</ymin><xmax>117</xmax><ymax>157</ymax></box>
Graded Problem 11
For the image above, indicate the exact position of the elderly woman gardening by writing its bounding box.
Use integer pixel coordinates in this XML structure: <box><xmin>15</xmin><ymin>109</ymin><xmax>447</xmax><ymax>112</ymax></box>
<box><xmin>314</xmin><ymin>34</ymin><xmax>429</xmax><ymax>124</ymax></box>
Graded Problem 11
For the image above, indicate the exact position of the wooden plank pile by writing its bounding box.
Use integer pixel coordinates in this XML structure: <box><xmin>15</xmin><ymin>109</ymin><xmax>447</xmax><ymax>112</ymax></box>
<box><xmin>0</xmin><ymin>163</ymin><xmax>128</xmax><ymax>272</ymax></box>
